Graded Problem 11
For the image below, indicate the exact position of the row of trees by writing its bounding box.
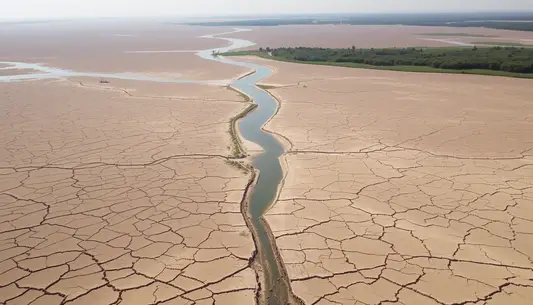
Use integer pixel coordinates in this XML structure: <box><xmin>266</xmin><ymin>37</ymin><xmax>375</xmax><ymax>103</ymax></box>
<box><xmin>266</xmin><ymin>46</ymin><xmax>533</xmax><ymax>73</ymax></box>
<box><xmin>451</xmin><ymin>21</ymin><xmax>533</xmax><ymax>32</ymax></box>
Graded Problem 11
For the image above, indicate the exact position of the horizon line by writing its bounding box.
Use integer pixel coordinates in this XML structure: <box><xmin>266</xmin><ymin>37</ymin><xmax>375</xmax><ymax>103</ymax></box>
<box><xmin>2</xmin><ymin>10</ymin><xmax>533</xmax><ymax>23</ymax></box>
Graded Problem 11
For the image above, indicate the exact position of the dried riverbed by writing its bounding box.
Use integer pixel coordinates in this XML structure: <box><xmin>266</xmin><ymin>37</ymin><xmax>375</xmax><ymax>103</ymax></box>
<box><xmin>0</xmin><ymin>28</ymin><xmax>295</xmax><ymax>304</ymax></box>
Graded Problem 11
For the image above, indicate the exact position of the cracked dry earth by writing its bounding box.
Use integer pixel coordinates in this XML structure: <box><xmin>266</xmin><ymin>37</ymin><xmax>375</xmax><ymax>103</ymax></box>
<box><xmin>240</xmin><ymin>57</ymin><xmax>533</xmax><ymax>304</ymax></box>
<box><xmin>0</xmin><ymin>79</ymin><xmax>259</xmax><ymax>304</ymax></box>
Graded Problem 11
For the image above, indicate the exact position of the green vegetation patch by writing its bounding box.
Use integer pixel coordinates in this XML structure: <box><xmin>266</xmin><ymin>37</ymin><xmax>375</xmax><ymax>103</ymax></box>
<box><xmin>223</xmin><ymin>50</ymin><xmax>262</xmax><ymax>56</ymax></box>
<box><xmin>224</xmin><ymin>46</ymin><xmax>533</xmax><ymax>78</ymax></box>
<box><xmin>419</xmin><ymin>33</ymin><xmax>498</xmax><ymax>37</ymax></box>
<box><xmin>228</xmin><ymin>103</ymin><xmax>258</xmax><ymax>158</ymax></box>
<box><xmin>257</xmin><ymin>84</ymin><xmax>279</xmax><ymax>90</ymax></box>
<box><xmin>224</xmin><ymin>159</ymin><xmax>250</xmax><ymax>174</ymax></box>
<box><xmin>473</xmin><ymin>41</ymin><xmax>529</xmax><ymax>47</ymax></box>
<box><xmin>458</xmin><ymin>21</ymin><xmax>533</xmax><ymax>32</ymax></box>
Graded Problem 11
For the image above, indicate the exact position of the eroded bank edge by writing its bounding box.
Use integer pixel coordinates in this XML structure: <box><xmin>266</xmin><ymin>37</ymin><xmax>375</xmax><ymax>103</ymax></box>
<box><xmin>238</xmin><ymin>169</ymin><xmax>263</xmax><ymax>305</ymax></box>
<box><xmin>224</xmin><ymin>85</ymin><xmax>266</xmax><ymax>304</ymax></box>
<box><xmin>256</xmin><ymin>84</ymin><xmax>295</xmax><ymax>152</ymax></box>
<box><xmin>226</xmin><ymin>86</ymin><xmax>257</xmax><ymax>160</ymax></box>
<box><xmin>232</xmin><ymin>82</ymin><xmax>304</xmax><ymax>304</ymax></box>
<box><xmin>253</xmin><ymin>86</ymin><xmax>304</xmax><ymax>304</ymax></box>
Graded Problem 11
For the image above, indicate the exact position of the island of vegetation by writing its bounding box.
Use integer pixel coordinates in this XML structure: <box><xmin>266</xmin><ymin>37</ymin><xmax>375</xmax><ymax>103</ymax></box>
<box><xmin>225</xmin><ymin>46</ymin><xmax>533</xmax><ymax>78</ymax></box>
<box><xmin>472</xmin><ymin>41</ymin><xmax>529</xmax><ymax>47</ymax></box>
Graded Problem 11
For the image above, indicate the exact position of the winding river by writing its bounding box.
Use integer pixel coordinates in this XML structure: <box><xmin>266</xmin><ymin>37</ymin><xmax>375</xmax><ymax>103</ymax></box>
<box><xmin>201</xmin><ymin>30</ymin><xmax>292</xmax><ymax>305</ymax></box>
<box><xmin>1</xmin><ymin>29</ymin><xmax>291</xmax><ymax>304</ymax></box>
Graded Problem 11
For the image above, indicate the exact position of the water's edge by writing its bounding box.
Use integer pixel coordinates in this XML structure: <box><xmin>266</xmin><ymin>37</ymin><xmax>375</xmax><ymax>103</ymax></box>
<box><xmin>0</xmin><ymin>28</ymin><xmax>296</xmax><ymax>305</ymax></box>
<box><xmin>202</xmin><ymin>33</ymin><xmax>298</xmax><ymax>305</ymax></box>
<box><xmin>231</xmin><ymin>76</ymin><xmax>294</xmax><ymax>305</ymax></box>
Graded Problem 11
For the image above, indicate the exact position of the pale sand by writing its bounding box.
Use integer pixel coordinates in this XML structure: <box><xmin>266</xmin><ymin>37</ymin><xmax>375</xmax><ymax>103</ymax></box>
<box><xmin>0</xmin><ymin>68</ymin><xmax>40</xmax><ymax>76</ymax></box>
<box><xmin>69</xmin><ymin>77</ymin><xmax>244</xmax><ymax>102</ymax></box>
<box><xmin>239</xmin><ymin>56</ymin><xmax>533</xmax><ymax>304</ymax></box>
<box><xmin>0</xmin><ymin>79</ymin><xmax>258</xmax><ymax>304</ymax></box>
<box><xmin>228</xmin><ymin>24</ymin><xmax>533</xmax><ymax>48</ymax></box>
<box><xmin>0</xmin><ymin>80</ymin><xmax>251</xmax><ymax>167</ymax></box>
<box><xmin>0</xmin><ymin>23</ymin><xmax>248</xmax><ymax>80</ymax></box>
<box><xmin>240</xmin><ymin>56</ymin><xmax>533</xmax><ymax>158</ymax></box>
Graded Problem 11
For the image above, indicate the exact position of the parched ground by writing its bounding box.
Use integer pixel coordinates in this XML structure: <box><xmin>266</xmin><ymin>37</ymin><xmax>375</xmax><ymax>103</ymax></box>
<box><xmin>0</xmin><ymin>79</ymin><xmax>259</xmax><ymax>304</ymax></box>
<box><xmin>0</xmin><ymin>68</ymin><xmax>41</xmax><ymax>76</ymax></box>
<box><xmin>240</xmin><ymin>57</ymin><xmax>533</xmax><ymax>304</ymax></box>
<box><xmin>0</xmin><ymin>22</ymin><xmax>248</xmax><ymax>80</ymax></box>
<box><xmin>227</xmin><ymin>25</ymin><xmax>533</xmax><ymax>48</ymax></box>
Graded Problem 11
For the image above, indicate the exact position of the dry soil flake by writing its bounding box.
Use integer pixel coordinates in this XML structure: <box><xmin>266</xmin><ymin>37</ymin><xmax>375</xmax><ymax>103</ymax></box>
<box><xmin>239</xmin><ymin>56</ymin><xmax>533</xmax><ymax>305</ymax></box>
<box><xmin>0</xmin><ymin>80</ymin><xmax>258</xmax><ymax>304</ymax></box>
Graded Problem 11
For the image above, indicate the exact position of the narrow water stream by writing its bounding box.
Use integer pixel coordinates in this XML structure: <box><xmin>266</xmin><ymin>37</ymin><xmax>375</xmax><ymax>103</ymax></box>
<box><xmin>200</xmin><ymin>32</ymin><xmax>292</xmax><ymax>305</ymax></box>
<box><xmin>0</xmin><ymin>28</ymin><xmax>290</xmax><ymax>304</ymax></box>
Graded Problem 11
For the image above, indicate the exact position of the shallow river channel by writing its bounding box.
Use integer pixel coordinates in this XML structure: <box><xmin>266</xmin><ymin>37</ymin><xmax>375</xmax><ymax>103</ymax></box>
<box><xmin>199</xmin><ymin>30</ymin><xmax>291</xmax><ymax>305</ymax></box>
<box><xmin>1</xmin><ymin>28</ymin><xmax>291</xmax><ymax>304</ymax></box>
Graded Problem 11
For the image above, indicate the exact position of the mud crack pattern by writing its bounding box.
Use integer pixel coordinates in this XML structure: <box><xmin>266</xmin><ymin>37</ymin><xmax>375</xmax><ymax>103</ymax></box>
<box><xmin>0</xmin><ymin>80</ymin><xmax>259</xmax><ymax>304</ymax></box>
<box><xmin>240</xmin><ymin>56</ymin><xmax>533</xmax><ymax>305</ymax></box>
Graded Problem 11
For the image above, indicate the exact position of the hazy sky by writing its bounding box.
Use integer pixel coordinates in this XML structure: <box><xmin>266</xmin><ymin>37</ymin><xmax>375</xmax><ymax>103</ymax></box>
<box><xmin>1</xmin><ymin>0</ymin><xmax>532</xmax><ymax>20</ymax></box>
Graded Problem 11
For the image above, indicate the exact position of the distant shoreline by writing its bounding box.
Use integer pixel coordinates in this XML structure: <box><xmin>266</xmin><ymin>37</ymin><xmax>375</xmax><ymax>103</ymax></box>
<box><xmin>183</xmin><ymin>12</ymin><xmax>533</xmax><ymax>32</ymax></box>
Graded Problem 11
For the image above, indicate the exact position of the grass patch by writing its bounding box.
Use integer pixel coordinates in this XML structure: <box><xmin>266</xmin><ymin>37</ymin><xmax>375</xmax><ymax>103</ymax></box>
<box><xmin>419</xmin><ymin>33</ymin><xmax>498</xmax><ymax>37</ymax></box>
<box><xmin>225</xmin><ymin>160</ymin><xmax>251</xmax><ymax>174</ymax></box>
<box><xmin>257</xmin><ymin>84</ymin><xmax>278</xmax><ymax>90</ymax></box>
<box><xmin>473</xmin><ymin>41</ymin><xmax>530</xmax><ymax>47</ymax></box>
<box><xmin>224</xmin><ymin>51</ymin><xmax>263</xmax><ymax>57</ymax></box>
<box><xmin>228</xmin><ymin>103</ymin><xmax>258</xmax><ymax>158</ymax></box>
<box><xmin>225</xmin><ymin>86</ymin><xmax>256</xmax><ymax>158</ymax></box>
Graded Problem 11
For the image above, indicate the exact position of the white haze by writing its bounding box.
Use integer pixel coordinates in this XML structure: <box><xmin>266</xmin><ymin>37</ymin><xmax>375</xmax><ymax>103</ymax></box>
<box><xmin>1</xmin><ymin>0</ymin><xmax>532</xmax><ymax>21</ymax></box>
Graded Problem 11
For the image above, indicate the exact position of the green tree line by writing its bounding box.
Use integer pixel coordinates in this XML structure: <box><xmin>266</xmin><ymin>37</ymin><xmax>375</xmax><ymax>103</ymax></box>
<box><xmin>268</xmin><ymin>46</ymin><xmax>533</xmax><ymax>73</ymax></box>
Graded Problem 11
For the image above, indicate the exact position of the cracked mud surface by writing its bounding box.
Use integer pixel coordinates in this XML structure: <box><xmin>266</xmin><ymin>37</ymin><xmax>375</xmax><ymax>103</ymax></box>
<box><xmin>0</xmin><ymin>80</ymin><xmax>248</xmax><ymax>168</ymax></box>
<box><xmin>240</xmin><ymin>57</ymin><xmax>533</xmax><ymax>304</ymax></box>
<box><xmin>0</xmin><ymin>79</ymin><xmax>259</xmax><ymax>304</ymax></box>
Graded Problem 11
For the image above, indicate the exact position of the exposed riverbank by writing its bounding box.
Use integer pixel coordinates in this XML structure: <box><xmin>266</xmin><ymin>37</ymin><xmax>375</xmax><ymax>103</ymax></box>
<box><xmin>229</xmin><ymin>79</ymin><xmax>302</xmax><ymax>305</ymax></box>
<box><xmin>225</xmin><ymin>63</ymin><xmax>300</xmax><ymax>305</ymax></box>
<box><xmin>0</xmin><ymin>28</ymin><xmax>299</xmax><ymax>305</ymax></box>
<box><xmin>230</xmin><ymin>54</ymin><xmax>533</xmax><ymax>305</ymax></box>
